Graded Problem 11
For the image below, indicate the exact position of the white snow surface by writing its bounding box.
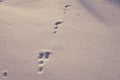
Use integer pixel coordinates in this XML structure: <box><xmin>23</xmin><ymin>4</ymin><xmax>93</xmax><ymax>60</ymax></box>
<box><xmin>0</xmin><ymin>0</ymin><xmax>120</xmax><ymax>80</ymax></box>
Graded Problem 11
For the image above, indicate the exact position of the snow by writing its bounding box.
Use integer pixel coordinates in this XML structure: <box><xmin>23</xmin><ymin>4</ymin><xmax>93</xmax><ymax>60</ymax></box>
<box><xmin>0</xmin><ymin>0</ymin><xmax>120</xmax><ymax>80</ymax></box>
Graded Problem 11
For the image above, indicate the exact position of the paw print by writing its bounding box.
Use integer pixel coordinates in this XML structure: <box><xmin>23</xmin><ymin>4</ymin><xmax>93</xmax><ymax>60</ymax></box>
<box><xmin>53</xmin><ymin>20</ymin><xmax>63</xmax><ymax>34</ymax></box>
<box><xmin>0</xmin><ymin>0</ymin><xmax>3</xmax><ymax>2</ymax></box>
<box><xmin>0</xmin><ymin>71</ymin><xmax>8</xmax><ymax>79</ymax></box>
<box><xmin>64</xmin><ymin>5</ymin><xmax>71</xmax><ymax>14</ymax></box>
<box><xmin>37</xmin><ymin>50</ymin><xmax>52</xmax><ymax>74</ymax></box>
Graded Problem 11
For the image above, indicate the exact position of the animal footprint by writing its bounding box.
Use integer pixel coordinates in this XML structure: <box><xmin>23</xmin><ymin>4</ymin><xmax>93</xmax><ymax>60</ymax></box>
<box><xmin>53</xmin><ymin>31</ymin><xmax>57</xmax><ymax>34</ymax></box>
<box><xmin>54</xmin><ymin>21</ymin><xmax>63</xmax><ymax>26</ymax></box>
<box><xmin>44</xmin><ymin>51</ymin><xmax>51</xmax><ymax>59</ymax></box>
<box><xmin>38</xmin><ymin>67</ymin><xmax>43</xmax><ymax>74</ymax></box>
<box><xmin>37</xmin><ymin>50</ymin><xmax>52</xmax><ymax>74</ymax></box>
<box><xmin>38</xmin><ymin>51</ymin><xmax>51</xmax><ymax>60</ymax></box>
<box><xmin>1</xmin><ymin>71</ymin><xmax>7</xmax><ymax>79</ymax></box>
<box><xmin>64</xmin><ymin>4</ymin><xmax>71</xmax><ymax>13</ymax></box>
<box><xmin>53</xmin><ymin>20</ymin><xmax>63</xmax><ymax>34</ymax></box>
<box><xmin>39</xmin><ymin>60</ymin><xmax>44</xmax><ymax>64</ymax></box>
<box><xmin>0</xmin><ymin>0</ymin><xmax>3</xmax><ymax>2</ymax></box>
<box><xmin>38</xmin><ymin>52</ymin><xmax>44</xmax><ymax>59</ymax></box>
